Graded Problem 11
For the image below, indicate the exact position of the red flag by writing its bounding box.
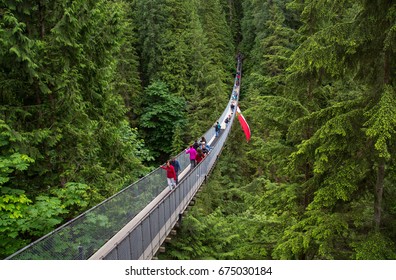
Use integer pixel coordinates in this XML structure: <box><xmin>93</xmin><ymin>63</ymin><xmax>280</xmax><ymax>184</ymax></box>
<box><xmin>236</xmin><ymin>106</ymin><xmax>251</xmax><ymax>142</ymax></box>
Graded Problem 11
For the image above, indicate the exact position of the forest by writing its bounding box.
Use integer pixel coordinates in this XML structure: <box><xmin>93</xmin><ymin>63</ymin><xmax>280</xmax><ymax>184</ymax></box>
<box><xmin>1</xmin><ymin>0</ymin><xmax>396</xmax><ymax>260</ymax></box>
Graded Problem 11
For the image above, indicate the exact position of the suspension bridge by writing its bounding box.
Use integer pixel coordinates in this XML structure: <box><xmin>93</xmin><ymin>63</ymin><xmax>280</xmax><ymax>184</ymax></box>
<box><xmin>6</xmin><ymin>58</ymin><xmax>242</xmax><ymax>260</ymax></box>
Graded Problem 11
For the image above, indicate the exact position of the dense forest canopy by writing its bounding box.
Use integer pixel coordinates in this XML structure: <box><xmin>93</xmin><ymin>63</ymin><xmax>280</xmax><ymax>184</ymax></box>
<box><xmin>162</xmin><ymin>0</ymin><xmax>396</xmax><ymax>260</ymax></box>
<box><xmin>0</xmin><ymin>0</ymin><xmax>234</xmax><ymax>258</ymax></box>
<box><xmin>1</xmin><ymin>0</ymin><xmax>395</xmax><ymax>260</ymax></box>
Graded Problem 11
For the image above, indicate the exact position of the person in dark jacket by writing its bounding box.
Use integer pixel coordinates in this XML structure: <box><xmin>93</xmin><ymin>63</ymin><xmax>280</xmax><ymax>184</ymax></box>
<box><xmin>201</xmin><ymin>143</ymin><xmax>209</xmax><ymax>155</ymax></box>
<box><xmin>214</xmin><ymin>121</ymin><xmax>221</xmax><ymax>137</ymax></box>
<box><xmin>225</xmin><ymin>115</ymin><xmax>230</xmax><ymax>127</ymax></box>
<box><xmin>193</xmin><ymin>140</ymin><xmax>200</xmax><ymax>150</ymax></box>
<box><xmin>170</xmin><ymin>157</ymin><xmax>181</xmax><ymax>185</ymax></box>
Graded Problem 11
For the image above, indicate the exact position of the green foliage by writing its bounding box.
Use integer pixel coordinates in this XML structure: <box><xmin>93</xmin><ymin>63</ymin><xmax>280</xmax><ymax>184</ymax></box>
<box><xmin>171</xmin><ymin>123</ymin><xmax>186</xmax><ymax>156</ymax></box>
<box><xmin>111</xmin><ymin>1</ymin><xmax>142</xmax><ymax>127</ymax></box>
<box><xmin>365</xmin><ymin>85</ymin><xmax>396</xmax><ymax>160</ymax></box>
<box><xmin>220</xmin><ymin>0</ymin><xmax>243</xmax><ymax>44</ymax></box>
<box><xmin>163</xmin><ymin>0</ymin><xmax>396</xmax><ymax>261</ymax></box>
<box><xmin>163</xmin><ymin>210</ymin><xmax>239</xmax><ymax>260</ymax></box>
<box><xmin>0</xmin><ymin>0</ymin><xmax>153</xmax><ymax>258</ymax></box>
<box><xmin>138</xmin><ymin>81</ymin><xmax>186</xmax><ymax>160</ymax></box>
<box><xmin>0</xmin><ymin>186</ymin><xmax>66</xmax><ymax>258</ymax></box>
<box><xmin>1</xmin><ymin>0</ymin><xmax>242</xmax><ymax>258</ymax></box>
<box><xmin>0</xmin><ymin>150</ymin><xmax>34</xmax><ymax>186</ymax></box>
<box><xmin>198</xmin><ymin>0</ymin><xmax>235</xmax><ymax>72</ymax></box>
<box><xmin>133</xmin><ymin>0</ymin><xmax>234</xmax><ymax>141</ymax></box>
<box><xmin>273</xmin><ymin>211</ymin><xmax>350</xmax><ymax>259</ymax></box>
<box><xmin>3</xmin><ymin>0</ymin><xmax>395</xmax><ymax>262</ymax></box>
<box><xmin>352</xmin><ymin>232</ymin><xmax>396</xmax><ymax>260</ymax></box>
<box><xmin>247</xmin><ymin>0</ymin><xmax>396</xmax><ymax>259</ymax></box>
<box><xmin>50</xmin><ymin>182</ymin><xmax>91</xmax><ymax>218</ymax></box>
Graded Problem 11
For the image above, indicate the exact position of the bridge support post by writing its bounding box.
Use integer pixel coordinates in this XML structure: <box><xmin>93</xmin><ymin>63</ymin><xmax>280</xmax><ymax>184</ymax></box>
<box><xmin>178</xmin><ymin>213</ymin><xmax>183</xmax><ymax>226</ymax></box>
<box><xmin>78</xmin><ymin>245</ymin><xmax>84</xmax><ymax>260</ymax></box>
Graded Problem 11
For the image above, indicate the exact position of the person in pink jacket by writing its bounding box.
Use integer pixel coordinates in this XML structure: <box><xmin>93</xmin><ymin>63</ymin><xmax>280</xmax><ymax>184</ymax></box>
<box><xmin>160</xmin><ymin>160</ymin><xmax>177</xmax><ymax>190</ymax></box>
<box><xmin>185</xmin><ymin>145</ymin><xmax>197</xmax><ymax>168</ymax></box>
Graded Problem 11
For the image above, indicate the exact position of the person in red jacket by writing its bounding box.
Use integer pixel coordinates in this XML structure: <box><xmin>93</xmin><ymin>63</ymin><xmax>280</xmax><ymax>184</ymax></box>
<box><xmin>195</xmin><ymin>148</ymin><xmax>205</xmax><ymax>164</ymax></box>
<box><xmin>160</xmin><ymin>160</ymin><xmax>177</xmax><ymax>190</ymax></box>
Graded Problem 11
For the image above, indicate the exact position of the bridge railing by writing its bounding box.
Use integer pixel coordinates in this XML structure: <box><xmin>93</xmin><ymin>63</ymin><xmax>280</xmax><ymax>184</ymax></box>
<box><xmin>6</xmin><ymin>58</ymin><xmax>242</xmax><ymax>260</ymax></box>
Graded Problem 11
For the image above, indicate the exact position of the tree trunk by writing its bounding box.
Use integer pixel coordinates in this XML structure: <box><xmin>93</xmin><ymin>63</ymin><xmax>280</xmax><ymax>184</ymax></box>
<box><xmin>39</xmin><ymin>1</ymin><xmax>45</xmax><ymax>39</ymax></box>
<box><xmin>374</xmin><ymin>49</ymin><xmax>391</xmax><ymax>230</ymax></box>
<box><xmin>228</xmin><ymin>0</ymin><xmax>233</xmax><ymax>23</ymax></box>
<box><xmin>303</xmin><ymin>162</ymin><xmax>312</xmax><ymax>208</ymax></box>
<box><xmin>374</xmin><ymin>160</ymin><xmax>385</xmax><ymax>230</ymax></box>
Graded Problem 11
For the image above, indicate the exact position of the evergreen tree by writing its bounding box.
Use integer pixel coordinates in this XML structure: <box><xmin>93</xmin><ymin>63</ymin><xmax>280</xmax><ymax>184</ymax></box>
<box><xmin>138</xmin><ymin>81</ymin><xmax>186</xmax><ymax>161</ymax></box>
<box><xmin>133</xmin><ymin>0</ymin><xmax>236</xmax><ymax>142</ymax></box>
<box><xmin>195</xmin><ymin>0</ymin><xmax>236</xmax><ymax>132</ymax></box>
<box><xmin>112</xmin><ymin>1</ymin><xmax>142</xmax><ymax>127</ymax></box>
<box><xmin>220</xmin><ymin>0</ymin><xmax>243</xmax><ymax>44</ymax></box>
<box><xmin>133</xmin><ymin>0</ymin><xmax>168</xmax><ymax>86</ymax></box>
<box><xmin>198</xmin><ymin>0</ymin><xmax>235</xmax><ymax>73</ymax></box>
<box><xmin>163</xmin><ymin>0</ymin><xmax>396</xmax><ymax>261</ymax></box>
<box><xmin>0</xmin><ymin>0</ymin><xmax>149</xmax><ymax>257</ymax></box>
<box><xmin>271</xmin><ymin>0</ymin><xmax>396</xmax><ymax>259</ymax></box>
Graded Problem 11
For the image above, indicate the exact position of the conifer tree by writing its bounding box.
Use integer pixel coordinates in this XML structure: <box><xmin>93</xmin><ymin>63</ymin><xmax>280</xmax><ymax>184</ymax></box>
<box><xmin>198</xmin><ymin>0</ymin><xmax>235</xmax><ymax>73</ymax></box>
<box><xmin>195</xmin><ymin>0</ymin><xmax>236</xmax><ymax>128</ymax></box>
<box><xmin>112</xmin><ymin>1</ymin><xmax>142</xmax><ymax>127</ymax></box>
<box><xmin>0</xmin><ymin>0</ymin><xmax>149</xmax><ymax>257</ymax></box>
<box><xmin>272</xmin><ymin>0</ymin><xmax>396</xmax><ymax>259</ymax></box>
<box><xmin>132</xmin><ymin>0</ymin><xmax>168</xmax><ymax>85</ymax></box>
<box><xmin>220</xmin><ymin>0</ymin><xmax>243</xmax><ymax>44</ymax></box>
<box><xmin>133</xmin><ymin>0</ymin><xmax>236</xmax><ymax>142</ymax></box>
<box><xmin>157</xmin><ymin>0</ymin><xmax>396</xmax><ymax>261</ymax></box>
<box><xmin>138</xmin><ymin>81</ymin><xmax>186</xmax><ymax>161</ymax></box>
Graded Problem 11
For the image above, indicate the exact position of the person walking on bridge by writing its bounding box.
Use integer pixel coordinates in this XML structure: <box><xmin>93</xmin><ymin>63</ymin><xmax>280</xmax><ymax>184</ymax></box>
<box><xmin>214</xmin><ymin>121</ymin><xmax>221</xmax><ymax>137</ymax></box>
<box><xmin>193</xmin><ymin>140</ymin><xmax>200</xmax><ymax>150</ymax></box>
<box><xmin>200</xmin><ymin>137</ymin><xmax>211</xmax><ymax>150</ymax></box>
<box><xmin>170</xmin><ymin>157</ymin><xmax>181</xmax><ymax>185</ymax></box>
<box><xmin>195</xmin><ymin>148</ymin><xmax>205</xmax><ymax>164</ymax></box>
<box><xmin>185</xmin><ymin>145</ymin><xmax>197</xmax><ymax>168</ymax></box>
<box><xmin>161</xmin><ymin>160</ymin><xmax>177</xmax><ymax>191</ymax></box>
<box><xmin>201</xmin><ymin>143</ymin><xmax>209</xmax><ymax>155</ymax></box>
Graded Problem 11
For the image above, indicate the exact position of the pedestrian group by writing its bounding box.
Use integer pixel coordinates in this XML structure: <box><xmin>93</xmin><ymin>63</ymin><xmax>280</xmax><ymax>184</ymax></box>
<box><xmin>161</xmin><ymin>52</ymin><xmax>242</xmax><ymax>191</ymax></box>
